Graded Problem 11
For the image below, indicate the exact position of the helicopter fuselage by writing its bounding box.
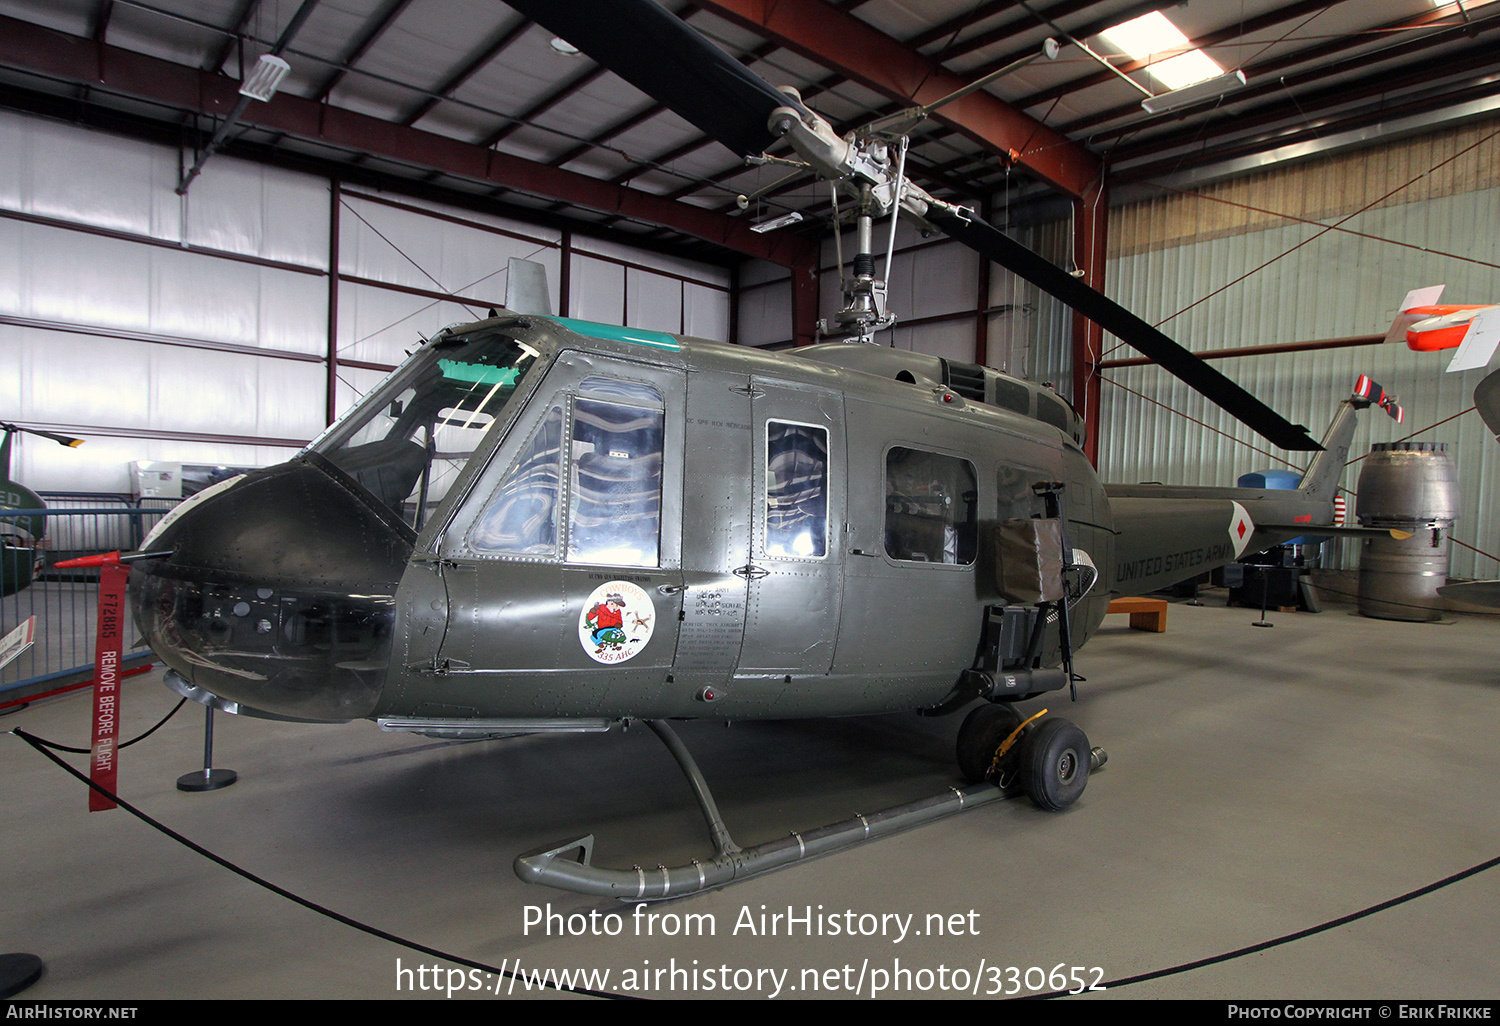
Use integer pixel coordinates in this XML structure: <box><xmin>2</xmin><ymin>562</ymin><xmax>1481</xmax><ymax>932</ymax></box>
<box><xmin>130</xmin><ymin>314</ymin><xmax>1341</xmax><ymax>732</ymax></box>
<box><xmin>385</xmin><ymin>320</ymin><xmax>1113</xmax><ymax>726</ymax></box>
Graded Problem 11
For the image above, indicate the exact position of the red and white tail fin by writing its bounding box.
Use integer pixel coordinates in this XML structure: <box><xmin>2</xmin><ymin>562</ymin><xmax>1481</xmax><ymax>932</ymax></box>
<box><xmin>1446</xmin><ymin>308</ymin><xmax>1500</xmax><ymax>373</ymax></box>
<box><xmin>1384</xmin><ymin>284</ymin><xmax>1500</xmax><ymax>369</ymax></box>
<box><xmin>1353</xmin><ymin>375</ymin><xmax>1404</xmax><ymax>423</ymax></box>
<box><xmin>1383</xmin><ymin>285</ymin><xmax>1446</xmax><ymax>344</ymax></box>
<box><xmin>1297</xmin><ymin>377</ymin><xmax>1392</xmax><ymax>500</ymax></box>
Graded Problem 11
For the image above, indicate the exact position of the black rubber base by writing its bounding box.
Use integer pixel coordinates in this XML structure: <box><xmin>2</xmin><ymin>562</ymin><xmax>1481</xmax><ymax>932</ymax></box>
<box><xmin>0</xmin><ymin>953</ymin><xmax>44</xmax><ymax>998</ymax></box>
<box><xmin>177</xmin><ymin>768</ymin><xmax>238</xmax><ymax>792</ymax></box>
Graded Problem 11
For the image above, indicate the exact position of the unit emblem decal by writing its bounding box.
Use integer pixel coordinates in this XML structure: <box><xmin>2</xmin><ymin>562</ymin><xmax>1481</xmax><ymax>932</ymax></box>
<box><xmin>579</xmin><ymin>580</ymin><xmax>655</xmax><ymax>664</ymax></box>
<box><xmin>1229</xmin><ymin>501</ymin><xmax>1255</xmax><ymax>558</ymax></box>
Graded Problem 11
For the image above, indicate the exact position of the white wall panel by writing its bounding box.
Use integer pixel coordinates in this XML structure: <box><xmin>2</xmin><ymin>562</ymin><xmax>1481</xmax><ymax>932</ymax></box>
<box><xmin>257</xmin><ymin>272</ymin><xmax>331</xmax><ymax>357</ymax></box>
<box><xmin>8</xmin><ymin>221</ymin><xmax>153</xmax><ymax>331</ymax></box>
<box><xmin>902</xmin><ymin>241</ymin><xmax>980</xmax><ymax>322</ymax></box>
<box><xmin>186</xmin><ymin>161</ymin><xmax>330</xmax><ymax>268</ymax></box>
<box><xmin>683</xmin><ymin>282</ymin><xmax>729</xmax><ymax>341</ymax></box>
<box><xmin>0</xmin><ymin>324</ymin><xmax>20</xmax><ymax>416</ymax></box>
<box><xmin>253</xmin><ymin>360</ymin><xmax>328</xmax><ymax>442</ymax></box>
<box><xmin>149</xmin><ymin>348</ymin><xmax>260</xmax><ymax>437</ymax></box>
<box><xmin>573</xmin><ymin>238</ymin><xmax>729</xmax><ymax>287</ymax></box>
<box><xmin>568</xmin><ymin>255</ymin><xmax>625</xmax><ymax>325</ymax></box>
<box><xmin>149</xmin><ymin>246</ymin><xmax>327</xmax><ymax>355</ymax></box>
<box><xmin>0</xmin><ymin>110</ymin><xmax>181</xmax><ymax>240</ymax></box>
<box><xmin>2</xmin><ymin>219</ymin><xmax>327</xmax><ymax>355</ymax></box>
<box><xmin>336</xmin><ymin>282</ymin><xmax>482</xmax><ymax>366</ymax></box>
<box><xmin>341</xmin><ymin>197</ymin><xmax>466</xmax><ymax>290</ymax></box>
<box><xmin>737</xmin><ymin>280</ymin><xmax>791</xmax><ymax>348</ymax></box>
<box><xmin>12</xmin><ymin>330</ymin><xmax>152</xmax><ymax>430</ymax></box>
<box><xmin>625</xmin><ymin>267</ymin><xmax>680</xmax><ymax>333</ymax></box>
<box><xmin>345</xmin><ymin>191</ymin><xmax>563</xmax><ymax>251</ymax></box>
<box><xmin>889</xmin><ymin>318</ymin><xmax>974</xmax><ymax>363</ymax></box>
<box><xmin>339</xmin><ymin>194</ymin><xmax>559</xmax><ymax>302</ymax></box>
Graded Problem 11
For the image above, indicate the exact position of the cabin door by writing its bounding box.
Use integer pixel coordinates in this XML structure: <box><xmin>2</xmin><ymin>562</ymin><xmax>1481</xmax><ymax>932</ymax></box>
<box><xmin>736</xmin><ymin>379</ymin><xmax>845</xmax><ymax>676</ymax></box>
<box><xmin>427</xmin><ymin>352</ymin><xmax>687</xmax><ymax>714</ymax></box>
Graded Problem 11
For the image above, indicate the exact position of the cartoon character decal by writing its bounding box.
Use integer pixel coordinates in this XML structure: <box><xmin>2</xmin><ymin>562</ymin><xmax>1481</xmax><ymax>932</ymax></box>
<box><xmin>578</xmin><ymin>580</ymin><xmax>655</xmax><ymax>664</ymax></box>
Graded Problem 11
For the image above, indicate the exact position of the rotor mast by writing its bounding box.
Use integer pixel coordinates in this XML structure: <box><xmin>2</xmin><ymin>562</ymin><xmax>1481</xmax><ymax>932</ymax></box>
<box><xmin>763</xmin><ymin>44</ymin><xmax>1059</xmax><ymax>344</ymax></box>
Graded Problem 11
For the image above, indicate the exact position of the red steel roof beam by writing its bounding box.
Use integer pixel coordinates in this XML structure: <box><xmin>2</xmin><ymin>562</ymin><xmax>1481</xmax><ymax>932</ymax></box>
<box><xmin>0</xmin><ymin>15</ymin><xmax>814</xmax><ymax>267</ymax></box>
<box><xmin>692</xmin><ymin>0</ymin><xmax>1100</xmax><ymax>200</ymax></box>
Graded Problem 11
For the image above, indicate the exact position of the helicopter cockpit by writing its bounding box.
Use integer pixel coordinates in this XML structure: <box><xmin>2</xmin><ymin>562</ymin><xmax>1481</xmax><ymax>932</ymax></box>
<box><xmin>313</xmin><ymin>325</ymin><xmax>542</xmax><ymax>533</ymax></box>
<box><xmin>129</xmin><ymin>318</ymin><xmax>559</xmax><ymax>723</ymax></box>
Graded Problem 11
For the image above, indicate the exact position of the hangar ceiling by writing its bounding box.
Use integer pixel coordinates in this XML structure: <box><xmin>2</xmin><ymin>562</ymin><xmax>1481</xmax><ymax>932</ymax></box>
<box><xmin>0</xmin><ymin>0</ymin><xmax>1497</xmax><ymax>265</ymax></box>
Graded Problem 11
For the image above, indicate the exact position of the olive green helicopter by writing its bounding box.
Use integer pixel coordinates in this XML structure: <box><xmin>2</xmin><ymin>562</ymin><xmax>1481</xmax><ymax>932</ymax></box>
<box><xmin>1</xmin><ymin>423</ymin><xmax>83</xmax><ymax>597</ymax></box>
<box><xmin>128</xmin><ymin>0</ymin><xmax>1389</xmax><ymax>898</ymax></box>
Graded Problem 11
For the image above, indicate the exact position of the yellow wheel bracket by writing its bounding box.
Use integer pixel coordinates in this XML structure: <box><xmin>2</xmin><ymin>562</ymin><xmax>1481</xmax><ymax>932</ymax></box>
<box><xmin>987</xmin><ymin>707</ymin><xmax>1048</xmax><ymax>779</ymax></box>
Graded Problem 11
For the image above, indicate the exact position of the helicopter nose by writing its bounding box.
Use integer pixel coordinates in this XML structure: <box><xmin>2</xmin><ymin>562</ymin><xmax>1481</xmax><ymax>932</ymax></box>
<box><xmin>130</xmin><ymin>455</ymin><xmax>413</xmax><ymax>722</ymax></box>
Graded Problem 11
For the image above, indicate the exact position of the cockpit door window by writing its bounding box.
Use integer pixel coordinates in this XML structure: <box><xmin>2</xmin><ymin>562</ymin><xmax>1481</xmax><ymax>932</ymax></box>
<box><xmin>469</xmin><ymin>405</ymin><xmax>563</xmax><ymax>556</ymax></box>
<box><xmin>467</xmin><ymin>377</ymin><xmax>665</xmax><ymax>570</ymax></box>
<box><xmin>565</xmin><ymin>389</ymin><xmax>664</xmax><ymax>568</ymax></box>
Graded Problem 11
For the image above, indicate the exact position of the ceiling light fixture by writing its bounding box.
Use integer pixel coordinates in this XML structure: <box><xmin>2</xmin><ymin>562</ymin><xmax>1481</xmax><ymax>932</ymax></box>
<box><xmin>238</xmin><ymin>54</ymin><xmax>291</xmax><ymax>102</ymax></box>
<box><xmin>1100</xmin><ymin>11</ymin><xmax>1230</xmax><ymax>89</ymax></box>
<box><xmin>749</xmin><ymin>210</ymin><xmax>804</xmax><ymax>233</ymax></box>
<box><xmin>1140</xmin><ymin>70</ymin><xmax>1248</xmax><ymax>113</ymax></box>
<box><xmin>1098</xmin><ymin>10</ymin><xmax>1248</xmax><ymax>113</ymax></box>
<box><xmin>549</xmin><ymin>37</ymin><xmax>582</xmax><ymax>56</ymax></box>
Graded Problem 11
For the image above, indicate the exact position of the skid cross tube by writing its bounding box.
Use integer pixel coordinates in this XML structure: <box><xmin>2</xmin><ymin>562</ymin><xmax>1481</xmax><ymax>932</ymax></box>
<box><xmin>514</xmin><ymin>719</ymin><xmax>1007</xmax><ymax>899</ymax></box>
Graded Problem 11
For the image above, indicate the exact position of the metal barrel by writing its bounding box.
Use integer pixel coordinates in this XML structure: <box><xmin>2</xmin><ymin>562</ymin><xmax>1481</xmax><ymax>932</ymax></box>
<box><xmin>1355</xmin><ymin>443</ymin><xmax>1458</xmax><ymax>622</ymax></box>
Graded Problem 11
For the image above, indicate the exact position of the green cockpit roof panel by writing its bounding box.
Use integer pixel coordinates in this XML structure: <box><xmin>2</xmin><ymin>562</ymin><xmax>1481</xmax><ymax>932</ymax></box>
<box><xmin>549</xmin><ymin>317</ymin><xmax>681</xmax><ymax>352</ymax></box>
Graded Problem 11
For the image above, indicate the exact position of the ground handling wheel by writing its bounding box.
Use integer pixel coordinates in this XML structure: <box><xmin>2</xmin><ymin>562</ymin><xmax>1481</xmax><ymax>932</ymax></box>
<box><xmin>956</xmin><ymin>702</ymin><xmax>1025</xmax><ymax>787</ymax></box>
<box><xmin>1019</xmin><ymin>717</ymin><xmax>1090</xmax><ymax>811</ymax></box>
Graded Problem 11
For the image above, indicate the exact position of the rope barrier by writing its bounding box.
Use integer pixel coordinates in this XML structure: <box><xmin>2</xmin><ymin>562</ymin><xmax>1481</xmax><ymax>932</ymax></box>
<box><xmin>5</xmin><ymin>729</ymin><xmax>633</xmax><ymax>1001</ymax></box>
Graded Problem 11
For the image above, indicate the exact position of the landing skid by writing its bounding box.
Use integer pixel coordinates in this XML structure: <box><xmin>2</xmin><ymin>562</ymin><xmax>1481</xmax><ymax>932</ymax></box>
<box><xmin>514</xmin><ymin>719</ymin><xmax>1011</xmax><ymax>900</ymax></box>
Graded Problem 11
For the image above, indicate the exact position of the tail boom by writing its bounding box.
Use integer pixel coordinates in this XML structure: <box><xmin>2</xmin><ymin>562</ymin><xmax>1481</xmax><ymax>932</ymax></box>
<box><xmin>1103</xmin><ymin>382</ymin><xmax>1373</xmax><ymax>598</ymax></box>
<box><xmin>1107</xmin><ymin>491</ymin><xmax>1332</xmax><ymax>597</ymax></box>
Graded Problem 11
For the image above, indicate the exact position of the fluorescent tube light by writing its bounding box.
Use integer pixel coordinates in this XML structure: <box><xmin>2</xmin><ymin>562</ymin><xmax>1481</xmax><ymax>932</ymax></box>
<box><xmin>1140</xmin><ymin>70</ymin><xmax>1247</xmax><ymax>113</ymax></box>
<box><xmin>749</xmin><ymin>211</ymin><xmax>804</xmax><ymax>233</ymax></box>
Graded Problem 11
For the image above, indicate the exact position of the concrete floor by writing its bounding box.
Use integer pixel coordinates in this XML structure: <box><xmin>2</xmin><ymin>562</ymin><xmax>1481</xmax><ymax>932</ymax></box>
<box><xmin>3</xmin><ymin>592</ymin><xmax>1498</xmax><ymax>1001</ymax></box>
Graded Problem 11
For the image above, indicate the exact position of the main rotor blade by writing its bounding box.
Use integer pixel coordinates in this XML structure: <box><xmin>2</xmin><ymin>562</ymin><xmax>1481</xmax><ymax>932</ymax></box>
<box><xmin>504</xmin><ymin>0</ymin><xmax>788</xmax><ymax>160</ymax></box>
<box><xmin>928</xmin><ymin>208</ymin><xmax>1320</xmax><ymax>452</ymax></box>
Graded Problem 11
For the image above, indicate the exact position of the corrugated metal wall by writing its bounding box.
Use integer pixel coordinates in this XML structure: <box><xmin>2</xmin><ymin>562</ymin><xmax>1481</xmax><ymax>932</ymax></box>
<box><xmin>1101</xmin><ymin>116</ymin><xmax>1500</xmax><ymax>579</ymax></box>
<box><xmin>0</xmin><ymin>110</ymin><xmax>729</xmax><ymax>496</ymax></box>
